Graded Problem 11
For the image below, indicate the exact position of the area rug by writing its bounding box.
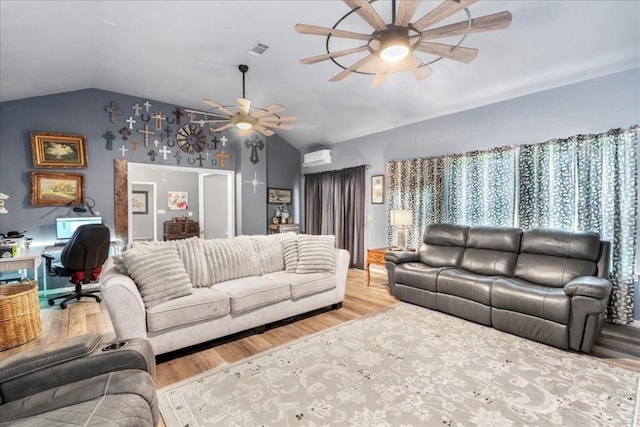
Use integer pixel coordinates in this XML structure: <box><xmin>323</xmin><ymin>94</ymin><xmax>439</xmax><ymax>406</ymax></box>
<box><xmin>158</xmin><ymin>303</ymin><xmax>639</xmax><ymax>426</ymax></box>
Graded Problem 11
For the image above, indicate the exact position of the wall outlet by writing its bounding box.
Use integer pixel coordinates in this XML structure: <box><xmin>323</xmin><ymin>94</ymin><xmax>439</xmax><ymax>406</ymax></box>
<box><xmin>188</xmin><ymin>212</ymin><xmax>193</xmax><ymax>217</ymax></box>
<box><xmin>158</xmin><ymin>209</ymin><xmax>166</xmax><ymax>214</ymax></box>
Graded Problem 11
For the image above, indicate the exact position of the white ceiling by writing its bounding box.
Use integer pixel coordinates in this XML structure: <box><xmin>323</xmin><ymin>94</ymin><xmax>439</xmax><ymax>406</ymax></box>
<box><xmin>1</xmin><ymin>1</ymin><xmax>639</xmax><ymax>150</ymax></box>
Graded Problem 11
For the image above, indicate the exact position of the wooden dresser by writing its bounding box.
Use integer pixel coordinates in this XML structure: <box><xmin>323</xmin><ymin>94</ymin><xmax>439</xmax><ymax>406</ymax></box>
<box><xmin>163</xmin><ymin>221</ymin><xmax>200</xmax><ymax>241</ymax></box>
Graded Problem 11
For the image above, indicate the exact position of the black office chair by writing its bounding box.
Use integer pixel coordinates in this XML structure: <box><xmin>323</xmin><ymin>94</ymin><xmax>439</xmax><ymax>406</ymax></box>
<box><xmin>44</xmin><ymin>224</ymin><xmax>111</xmax><ymax>309</ymax></box>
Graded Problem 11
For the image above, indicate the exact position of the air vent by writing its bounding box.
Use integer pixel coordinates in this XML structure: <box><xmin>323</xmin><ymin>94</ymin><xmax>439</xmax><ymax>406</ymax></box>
<box><xmin>248</xmin><ymin>42</ymin><xmax>269</xmax><ymax>56</ymax></box>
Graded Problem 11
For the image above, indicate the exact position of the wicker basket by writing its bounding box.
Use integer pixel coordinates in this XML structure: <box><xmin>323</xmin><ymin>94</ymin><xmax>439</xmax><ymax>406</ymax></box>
<box><xmin>0</xmin><ymin>279</ymin><xmax>42</xmax><ymax>351</ymax></box>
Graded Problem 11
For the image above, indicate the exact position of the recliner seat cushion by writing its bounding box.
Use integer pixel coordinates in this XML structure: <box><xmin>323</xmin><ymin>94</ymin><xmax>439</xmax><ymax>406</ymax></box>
<box><xmin>436</xmin><ymin>268</ymin><xmax>494</xmax><ymax>305</ymax></box>
<box><xmin>491</xmin><ymin>277</ymin><xmax>571</xmax><ymax>324</ymax></box>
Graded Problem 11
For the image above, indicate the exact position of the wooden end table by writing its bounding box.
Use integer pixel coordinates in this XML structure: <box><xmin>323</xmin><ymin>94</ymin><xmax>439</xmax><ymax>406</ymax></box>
<box><xmin>366</xmin><ymin>247</ymin><xmax>416</xmax><ymax>286</ymax></box>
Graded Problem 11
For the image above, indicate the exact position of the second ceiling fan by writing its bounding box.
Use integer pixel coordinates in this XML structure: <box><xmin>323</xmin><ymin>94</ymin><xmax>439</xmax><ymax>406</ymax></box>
<box><xmin>296</xmin><ymin>0</ymin><xmax>512</xmax><ymax>87</ymax></box>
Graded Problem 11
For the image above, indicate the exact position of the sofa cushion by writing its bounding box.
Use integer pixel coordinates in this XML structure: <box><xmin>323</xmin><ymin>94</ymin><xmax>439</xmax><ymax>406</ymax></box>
<box><xmin>467</xmin><ymin>227</ymin><xmax>522</xmax><ymax>252</ymax></box>
<box><xmin>461</xmin><ymin>227</ymin><xmax>522</xmax><ymax>276</ymax></box>
<box><xmin>418</xmin><ymin>224</ymin><xmax>468</xmax><ymax>268</ymax></box>
<box><xmin>121</xmin><ymin>246</ymin><xmax>193</xmax><ymax>309</ymax></box>
<box><xmin>394</xmin><ymin>262</ymin><xmax>446</xmax><ymax>292</ymax></box>
<box><xmin>295</xmin><ymin>235</ymin><xmax>336</xmax><ymax>274</ymax></box>
<box><xmin>491</xmin><ymin>277</ymin><xmax>571</xmax><ymax>324</ymax></box>
<box><xmin>213</xmin><ymin>276</ymin><xmax>291</xmax><ymax>314</ymax></box>
<box><xmin>250</xmin><ymin>234</ymin><xmax>292</xmax><ymax>275</ymax></box>
<box><xmin>264</xmin><ymin>271</ymin><xmax>336</xmax><ymax>299</ymax></box>
<box><xmin>146</xmin><ymin>287</ymin><xmax>230</xmax><ymax>332</ymax></box>
<box><xmin>202</xmin><ymin>236</ymin><xmax>261</xmax><ymax>284</ymax></box>
<box><xmin>515</xmin><ymin>254</ymin><xmax>597</xmax><ymax>288</ymax></box>
<box><xmin>173</xmin><ymin>237</ymin><xmax>210</xmax><ymax>287</ymax></box>
<box><xmin>436</xmin><ymin>268</ymin><xmax>495</xmax><ymax>305</ymax></box>
<box><xmin>282</xmin><ymin>238</ymin><xmax>299</xmax><ymax>273</ymax></box>
<box><xmin>520</xmin><ymin>228</ymin><xmax>601</xmax><ymax>261</ymax></box>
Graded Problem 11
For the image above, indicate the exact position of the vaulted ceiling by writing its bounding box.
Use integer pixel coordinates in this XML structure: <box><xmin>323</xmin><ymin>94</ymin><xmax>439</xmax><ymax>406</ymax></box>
<box><xmin>1</xmin><ymin>1</ymin><xmax>638</xmax><ymax>150</ymax></box>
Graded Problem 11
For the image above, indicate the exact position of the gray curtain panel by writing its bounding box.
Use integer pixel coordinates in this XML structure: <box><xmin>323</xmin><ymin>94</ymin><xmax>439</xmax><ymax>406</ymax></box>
<box><xmin>386</xmin><ymin>125</ymin><xmax>638</xmax><ymax>325</ymax></box>
<box><xmin>304</xmin><ymin>166</ymin><xmax>366</xmax><ymax>269</ymax></box>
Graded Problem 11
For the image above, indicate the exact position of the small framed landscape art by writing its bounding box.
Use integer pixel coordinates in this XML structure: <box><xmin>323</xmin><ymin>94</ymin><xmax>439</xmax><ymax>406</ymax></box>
<box><xmin>268</xmin><ymin>188</ymin><xmax>292</xmax><ymax>204</ymax></box>
<box><xmin>371</xmin><ymin>175</ymin><xmax>384</xmax><ymax>204</ymax></box>
<box><xmin>31</xmin><ymin>171</ymin><xmax>84</xmax><ymax>206</ymax></box>
<box><xmin>131</xmin><ymin>191</ymin><xmax>148</xmax><ymax>215</ymax></box>
<box><xmin>31</xmin><ymin>132</ymin><xmax>88</xmax><ymax>168</ymax></box>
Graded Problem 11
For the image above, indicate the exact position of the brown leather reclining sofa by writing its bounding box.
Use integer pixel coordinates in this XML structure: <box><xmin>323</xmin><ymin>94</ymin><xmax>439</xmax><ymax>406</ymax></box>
<box><xmin>385</xmin><ymin>223</ymin><xmax>612</xmax><ymax>353</ymax></box>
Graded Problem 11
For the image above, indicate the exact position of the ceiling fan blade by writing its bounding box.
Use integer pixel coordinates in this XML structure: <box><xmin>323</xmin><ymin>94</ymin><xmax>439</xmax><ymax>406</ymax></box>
<box><xmin>406</xmin><ymin>53</ymin><xmax>432</xmax><ymax>81</ymax></box>
<box><xmin>300</xmin><ymin>45</ymin><xmax>369</xmax><ymax>65</ymax></box>
<box><xmin>252</xmin><ymin>104</ymin><xmax>285</xmax><ymax>118</ymax></box>
<box><xmin>343</xmin><ymin>0</ymin><xmax>387</xmax><ymax>31</ymax></box>
<box><xmin>202</xmin><ymin>99</ymin><xmax>235</xmax><ymax>116</ymax></box>
<box><xmin>184</xmin><ymin>108</ymin><xmax>228</xmax><ymax>119</ymax></box>
<box><xmin>329</xmin><ymin>54</ymin><xmax>377</xmax><ymax>82</ymax></box>
<box><xmin>295</xmin><ymin>23</ymin><xmax>371</xmax><ymax>41</ymax></box>
<box><xmin>237</xmin><ymin>98</ymin><xmax>251</xmax><ymax>115</ymax></box>
<box><xmin>258</xmin><ymin>115</ymin><xmax>298</xmax><ymax>123</ymax></box>
<box><xmin>371</xmin><ymin>68</ymin><xmax>388</xmax><ymax>88</ymax></box>
<box><xmin>254</xmin><ymin>125</ymin><xmax>275</xmax><ymax>137</ymax></box>
<box><xmin>415</xmin><ymin>41</ymin><xmax>478</xmax><ymax>63</ymax></box>
<box><xmin>211</xmin><ymin>123</ymin><xmax>235</xmax><ymax>133</ymax></box>
<box><xmin>414</xmin><ymin>0</ymin><xmax>478</xmax><ymax>31</ymax></box>
<box><xmin>422</xmin><ymin>11</ymin><xmax>513</xmax><ymax>40</ymax></box>
<box><xmin>395</xmin><ymin>0</ymin><xmax>421</xmax><ymax>27</ymax></box>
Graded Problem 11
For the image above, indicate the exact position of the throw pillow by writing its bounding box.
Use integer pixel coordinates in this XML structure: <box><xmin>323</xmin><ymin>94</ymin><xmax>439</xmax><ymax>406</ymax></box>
<box><xmin>172</xmin><ymin>237</ymin><xmax>210</xmax><ymax>287</ymax></box>
<box><xmin>282</xmin><ymin>238</ymin><xmax>299</xmax><ymax>273</ymax></box>
<box><xmin>201</xmin><ymin>235</ymin><xmax>261</xmax><ymax>284</ymax></box>
<box><xmin>121</xmin><ymin>246</ymin><xmax>193</xmax><ymax>309</ymax></box>
<box><xmin>251</xmin><ymin>234</ymin><xmax>287</xmax><ymax>275</ymax></box>
<box><xmin>296</xmin><ymin>234</ymin><xmax>336</xmax><ymax>274</ymax></box>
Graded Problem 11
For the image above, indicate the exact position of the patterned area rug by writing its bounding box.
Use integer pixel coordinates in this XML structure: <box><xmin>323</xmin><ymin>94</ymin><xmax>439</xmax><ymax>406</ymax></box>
<box><xmin>158</xmin><ymin>303</ymin><xmax>639</xmax><ymax>426</ymax></box>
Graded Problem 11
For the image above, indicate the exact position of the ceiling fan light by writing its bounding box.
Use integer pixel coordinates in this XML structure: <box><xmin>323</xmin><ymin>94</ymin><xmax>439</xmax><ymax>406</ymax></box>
<box><xmin>236</xmin><ymin>120</ymin><xmax>253</xmax><ymax>130</ymax></box>
<box><xmin>380</xmin><ymin>44</ymin><xmax>409</xmax><ymax>62</ymax></box>
<box><xmin>379</xmin><ymin>29</ymin><xmax>410</xmax><ymax>63</ymax></box>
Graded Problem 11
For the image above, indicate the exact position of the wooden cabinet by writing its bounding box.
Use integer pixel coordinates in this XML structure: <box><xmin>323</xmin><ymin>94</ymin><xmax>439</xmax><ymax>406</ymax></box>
<box><xmin>163</xmin><ymin>221</ymin><xmax>200</xmax><ymax>241</ymax></box>
<box><xmin>268</xmin><ymin>224</ymin><xmax>300</xmax><ymax>234</ymax></box>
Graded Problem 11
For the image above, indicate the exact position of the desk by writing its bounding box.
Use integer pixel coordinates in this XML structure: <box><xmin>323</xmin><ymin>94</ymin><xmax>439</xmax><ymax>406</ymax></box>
<box><xmin>0</xmin><ymin>251</ymin><xmax>41</xmax><ymax>281</ymax></box>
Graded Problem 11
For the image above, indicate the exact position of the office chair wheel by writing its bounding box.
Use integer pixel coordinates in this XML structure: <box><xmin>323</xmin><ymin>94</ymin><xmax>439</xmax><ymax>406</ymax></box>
<box><xmin>48</xmin><ymin>299</ymin><xmax>55</xmax><ymax>306</ymax></box>
<box><xmin>60</xmin><ymin>302</ymin><xmax>68</xmax><ymax>309</ymax></box>
<box><xmin>96</xmin><ymin>296</ymin><xmax>102</xmax><ymax>303</ymax></box>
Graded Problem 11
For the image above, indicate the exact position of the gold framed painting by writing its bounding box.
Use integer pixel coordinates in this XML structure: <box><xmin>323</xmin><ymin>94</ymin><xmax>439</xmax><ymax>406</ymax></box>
<box><xmin>31</xmin><ymin>131</ymin><xmax>88</xmax><ymax>168</ymax></box>
<box><xmin>31</xmin><ymin>171</ymin><xmax>84</xmax><ymax>206</ymax></box>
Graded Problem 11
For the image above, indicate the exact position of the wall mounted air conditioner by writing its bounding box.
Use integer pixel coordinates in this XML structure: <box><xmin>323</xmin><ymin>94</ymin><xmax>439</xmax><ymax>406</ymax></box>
<box><xmin>303</xmin><ymin>149</ymin><xmax>332</xmax><ymax>167</ymax></box>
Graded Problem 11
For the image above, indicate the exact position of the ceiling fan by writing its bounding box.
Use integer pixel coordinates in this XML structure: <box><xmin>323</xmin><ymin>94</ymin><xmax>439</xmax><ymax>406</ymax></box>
<box><xmin>295</xmin><ymin>0</ymin><xmax>512</xmax><ymax>87</ymax></box>
<box><xmin>185</xmin><ymin>65</ymin><xmax>297</xmax><ymax>137</ymax></box>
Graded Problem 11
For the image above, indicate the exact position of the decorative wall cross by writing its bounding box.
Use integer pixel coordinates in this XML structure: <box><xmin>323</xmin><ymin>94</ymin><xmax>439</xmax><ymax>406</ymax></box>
<box><xmin>148</xmin><ymin>150</ymin><xmax>156</xmax><ymax>161</ymax></box>
<box><xmin>245</xmin><ymin>136</ymin><xmax>264</xmax><ymax>164</ymax></box>
<box><xmin>153</xmin><ymin>139</ymin><xmax>160</xmax><ymax>148</ymax></box>
<box><xmin>210</xmin><ymin>136</ymin><xmax>220</xmax><ymax>150</ymax></box>
<box><xmin>137</xmin><ymin>124</ymin><xmax>156</xmax><ymax>148</ymax></box>
<box><xmin>119</xmin><ymin>145</ymin><xmax>128</xmax><ymax>156</ymax></box>
<box><xmin>245</xmin><ymin>171</ymin><xmax>265</xmax><ymax>194</ymax></box>
<box><xmin>216</xmin><ymin>149</ymin><xmax>229</xmax><ymax>168</ymax></box>
<box><xmin>174</xmin><ymin>150</ymin><xmax>182</xmax><ymax>164</ymax></box>
<box><xmin>220</xmin><ymin>135</ymin><xmax>228</xmax><ymax>146</ymax></box>
<box><xmin>158</xmin><ymin>146</ymin><xmax>171</xmax><ymax>160</ymax></box>
<box><xmin>188</xmin><ymin>154</ymin><xmax>206</xmax><ymax>167</ymax></box>
<box><xmin>105</xmin><ymin>102</ymin><xmax>123</xmax><ymax>123</ymax></box>
<box><xmin>143</xmin><ymin>101</ymin><xmax>152</xmax><ymax>112</ymax></box>
<box><xmin>164</xmin><ymin>125</ymin><xmax>173</xmax><ymax>139</ymax></box>
<box><xmin>152</xmin><ymin>110</ymin><xmax>166</xmax><ymax>130</ymax></box>
<box><xmin>119</xmin><ymin>127</ymin><xmax>131</xmax><ymax>140</ymax></box>
<box><xmin>130</xmin><ymin>139</ymin><xmax>140</xmax><ymax>152</ymax></box>
<box><xmin>173</xmin><ymin>107</ymin><xmax>183</xmax><ymax>125</ymax></box>
<box><xmin>126</xmin><ymin>116</ymin><xmax>136</xmax><ymax>129</ymax></box>
<box><xmin>103</xmin><ymin>131</ymin><xmax>115</xmax><ymax>150</ymax></box>
<box><xmin>132</xmin><ymin>103</ymin><xmax>143</xmax><ymax>116</ymax></box>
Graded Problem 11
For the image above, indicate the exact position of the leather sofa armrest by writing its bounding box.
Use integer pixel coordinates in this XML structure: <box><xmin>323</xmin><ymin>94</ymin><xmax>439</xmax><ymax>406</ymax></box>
<box><xmin>384</xmin><ymin>251</ymin><xmax>420</xmax><ymax>264</ymax></box>
<box><xmin>0</xmin><ymin>333</ymin><xmax>155</xmax><ymax>403</ymax></box>
<box><xmin>564</xmin><ymin>276</ymin><xmax>612</xmax><ymax>299</ymax></box>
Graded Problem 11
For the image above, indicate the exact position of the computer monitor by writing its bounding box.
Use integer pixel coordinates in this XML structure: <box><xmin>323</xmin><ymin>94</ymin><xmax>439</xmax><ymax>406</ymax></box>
<box><xmin>55</xmin><ymin>217</ymin><xmax>103</xmax><ymax>240</ymax></box>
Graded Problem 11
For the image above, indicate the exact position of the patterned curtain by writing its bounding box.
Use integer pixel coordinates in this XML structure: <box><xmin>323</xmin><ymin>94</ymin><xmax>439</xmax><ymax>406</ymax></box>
<box><xmin>386</xmin><ymin>125</ymin><xmax>638</xmax><ymax>325</ymax></box>
<box><xmin>518</xmin><ymin>127</ymin><xmax>638</xmax><ymax>324</ymax></box>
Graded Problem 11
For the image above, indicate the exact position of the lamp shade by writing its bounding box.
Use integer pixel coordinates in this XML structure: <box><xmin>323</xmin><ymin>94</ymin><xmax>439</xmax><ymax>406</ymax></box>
<box><xmin>390</xmin><ymin>209</ymin><xmax>413</xmax><ymax>226</ymax></box>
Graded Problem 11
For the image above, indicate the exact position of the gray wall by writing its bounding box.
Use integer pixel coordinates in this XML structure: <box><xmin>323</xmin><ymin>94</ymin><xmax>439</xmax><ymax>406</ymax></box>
<box><xmin>267</xmin><ymin>133</ymin><xmax>303</xmax><ymax>227</ymax></box>
<box><xmin>303</xmin><ymin>68</ymin><xmax>640</xmax><ymax>252</ymax></box>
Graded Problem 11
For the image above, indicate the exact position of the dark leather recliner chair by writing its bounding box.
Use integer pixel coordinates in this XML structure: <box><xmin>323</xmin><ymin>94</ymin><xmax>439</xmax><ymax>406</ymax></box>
<box><xmin>44</xmin><ymin>223</ymin><xmax>111</xmax><ymax>309</ymax></box>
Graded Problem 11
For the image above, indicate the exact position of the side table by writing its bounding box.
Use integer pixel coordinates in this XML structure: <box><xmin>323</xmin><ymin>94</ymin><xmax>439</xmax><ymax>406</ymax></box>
<box><xmin>366</xmin><ymin>247</ymin><xmax>416</xmax><ymax>286</ymax></box>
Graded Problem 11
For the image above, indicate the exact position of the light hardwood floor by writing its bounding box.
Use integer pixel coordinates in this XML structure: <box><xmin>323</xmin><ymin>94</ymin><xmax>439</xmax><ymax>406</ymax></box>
<box><xmin>2</xmin><ymin>268</ymin><xmax>639</xmax><ymax>381</ymax></box>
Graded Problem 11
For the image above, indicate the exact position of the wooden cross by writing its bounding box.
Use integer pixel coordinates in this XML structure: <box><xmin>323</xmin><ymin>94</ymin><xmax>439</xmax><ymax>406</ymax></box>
<box><xmin>103</xmin><ymin>131</ymin><xmax>115</xmax><ymax>150</ymax></box>
<box><xmin>119</xmin><ymin>127</ymin><xmax>131</xmax><ymax>140</ymax></box>
<box><xmin>105</xmin><ymin>102</ymin><xmax>123</xmax><ymax>123</ymax></box>
<box><xmin>143</xmin><ymin>101</ymin><xmax>151</xmax><ymax>112</ymax></box>
<box><xmin>220</xmin><ymin>135</ymin><xmax>228</xmax><ymax>146</ymax></box>
<box><xmin>152</xmin><ymin>110</ymin><xmax>166</xmax><ymax>130</ymax></box>
<box><xmin>216</xmin><ymin>149</ymin><xmax>229</xmax><ymax>168</ymax></box>
<box><xmin>126</xmin><ymin>116</ymin><xmax>136</xmax><ymax>129</ymax></box>
<box><xmin>159</xmin><ymin>146</ymin><xmax>171</xmax><ymax>160</ymax></box>
<box><xmin>132</xmin><ymin>103</ymin><xmax>142</xmax><ymax>116</ymax></box>
<box><xmin>245</xmin><ymin>136</ymin><xmax>264</xmax><ymax>165</ymax></box>
<box><xmin>148</xmin><ymin>150</ymin><xmax>156</xmax><ymax>161</ymax></box>
<box><xmin>137</xmin><ymin>124</ymin><xmax>156</xmax><ymax>148</ymax></box>
<box><xmin>119</xmin><ymin>145</ymin><xmax>128</xmax><ymax>156</ymax></box>
<box><xmin>164</xmin><ymin>125</ymin><xmax>173</xmax><ymax>138</ymax></box>
<box><xmin>130</xmin><ymin>139</ymin><xmax>140</xmax><ymax>152</ymax></box>
<box><xmin>172</xmin><ymin>107</ymin><xmax>183</xmax><ymax>125</ymax></box>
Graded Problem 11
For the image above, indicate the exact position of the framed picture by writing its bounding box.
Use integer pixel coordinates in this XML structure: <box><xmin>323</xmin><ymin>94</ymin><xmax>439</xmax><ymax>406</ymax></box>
<box><xmin>268</xmin><ymin>188</ymin><xmax>292</xmax><ymax>204</ymax></box>
<box><xmin>168</xmin><ymin>191</ymin><xmax>189</xmax><ymax>211</ymax></box>
<box><xmin>31</xmin><ymin>132</ymin><xmax>88</xmax><ymax>168</ymax></box>
<box><xmin>371</xmin><ymin>175</ymin><xmax>385</xmax><ymax>204</ymax></box>
<box><xmin>31</xmin><ymin>171</ymin><xmax>84</xmax><ymax>206</ymax></box>
<box><xmin>131</xmin><ymin>191</ymin><xmax>148</xmax><ymax>215</ymax></box>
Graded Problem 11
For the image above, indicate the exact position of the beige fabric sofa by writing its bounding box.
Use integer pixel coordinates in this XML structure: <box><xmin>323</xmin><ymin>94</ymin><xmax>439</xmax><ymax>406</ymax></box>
<box><xmin>100</xmin><ymin>234</ymin><xmax>349</xmax><ymax>355</ymax></box>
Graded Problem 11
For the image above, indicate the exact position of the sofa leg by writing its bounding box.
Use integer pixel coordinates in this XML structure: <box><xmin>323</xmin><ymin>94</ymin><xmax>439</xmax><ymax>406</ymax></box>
<box><xmin>254</xmin><ymin>325</ymin><xmax>266</xmax><ymax>334</ymax></box>
<box><xmin>332</xmin><ymin>302</ymin><xmax>343</xmax><ymax>310</ymax></box>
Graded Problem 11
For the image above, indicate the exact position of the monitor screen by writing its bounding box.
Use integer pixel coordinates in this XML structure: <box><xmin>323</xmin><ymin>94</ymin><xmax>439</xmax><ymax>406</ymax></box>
<box><xmin>55</xmin><ymin>217</ymin><xmax>102</xmax><ymax>240</ymax></box>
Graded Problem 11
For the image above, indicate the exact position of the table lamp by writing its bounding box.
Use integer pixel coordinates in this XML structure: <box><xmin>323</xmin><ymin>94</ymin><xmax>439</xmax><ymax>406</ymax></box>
<box><xmin>390</xmin><ymin>209</ymin><xmax>413</xmax><ymax>249</ymax></box>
